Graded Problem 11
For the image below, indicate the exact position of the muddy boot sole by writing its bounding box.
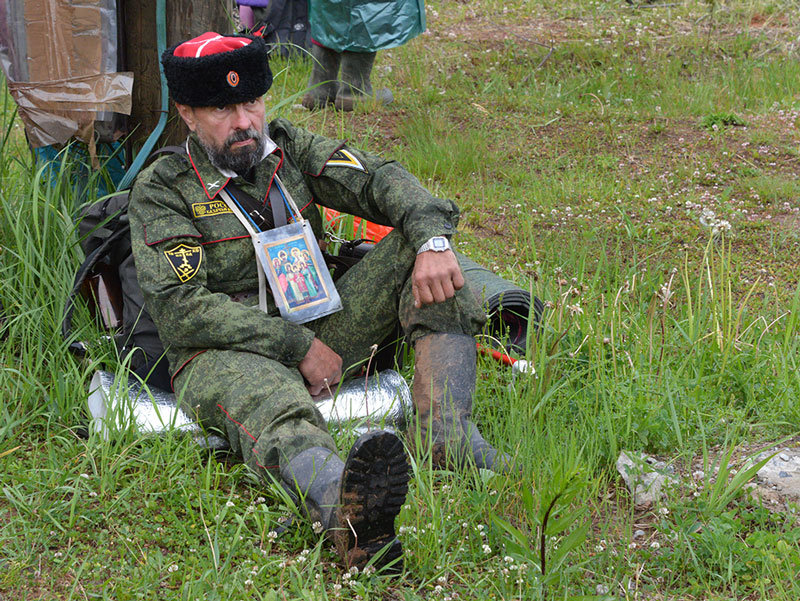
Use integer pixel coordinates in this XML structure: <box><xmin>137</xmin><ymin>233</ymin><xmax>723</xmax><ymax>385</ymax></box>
<box><xmin>335</xmin><ymin>430</ymin><xmax>409</xmax><ymax>572</ymax></box>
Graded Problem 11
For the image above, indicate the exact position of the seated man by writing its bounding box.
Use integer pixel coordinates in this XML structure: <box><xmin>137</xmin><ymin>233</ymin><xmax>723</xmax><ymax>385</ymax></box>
<box><xmin>129</xmin><ymin>31</ymin><xmax>513</xmax><ymax>569</ymax></box>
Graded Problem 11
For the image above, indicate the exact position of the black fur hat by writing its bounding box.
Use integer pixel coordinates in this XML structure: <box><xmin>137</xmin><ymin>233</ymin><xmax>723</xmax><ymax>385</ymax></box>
<box><xmin>161</xmin><ymin>32</ymin><xmax>272</xmax><ymax>107</ymax></box>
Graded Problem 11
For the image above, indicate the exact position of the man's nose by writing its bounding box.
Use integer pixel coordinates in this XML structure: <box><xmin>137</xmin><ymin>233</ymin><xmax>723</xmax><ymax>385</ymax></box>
<box><xmin>231</xmin><ymin>105</ymin><xmax>251</xmax><ymax>130</ymax></box>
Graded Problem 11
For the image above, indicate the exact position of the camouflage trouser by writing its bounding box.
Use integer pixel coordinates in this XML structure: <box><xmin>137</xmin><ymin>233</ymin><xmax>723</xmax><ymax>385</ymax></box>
<box><xmin>174</xmin><ymin>230</ymin><xmax>487</xmax><ymax>480</ymax></box>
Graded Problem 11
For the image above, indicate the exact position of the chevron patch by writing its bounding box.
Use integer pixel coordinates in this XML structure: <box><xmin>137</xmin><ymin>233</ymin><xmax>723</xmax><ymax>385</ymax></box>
<box><xmin>325</xmin><ymin>149</ymin><xmax>367</xmax><ymax>172</ymax></box>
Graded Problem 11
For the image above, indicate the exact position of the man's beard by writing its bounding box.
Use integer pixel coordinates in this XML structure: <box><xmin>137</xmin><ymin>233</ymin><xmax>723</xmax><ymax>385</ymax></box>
<box><xmin>199</xmin><ymin>124</ymin><xmax>268</xmax><ymax>176</ymax></box>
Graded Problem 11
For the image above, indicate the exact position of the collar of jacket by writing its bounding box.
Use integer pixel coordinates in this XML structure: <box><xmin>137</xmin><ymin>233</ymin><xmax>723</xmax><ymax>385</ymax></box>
<box><xmin>185</xmin><ymin>132</ymin><xmax>279</xmax><ymax>200</ymax></box>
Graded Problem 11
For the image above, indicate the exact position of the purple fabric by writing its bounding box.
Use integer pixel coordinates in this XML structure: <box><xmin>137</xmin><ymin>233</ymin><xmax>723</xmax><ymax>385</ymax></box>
<box><xmin>239</xmin><ymin>5</ymin><xmax>255</xmax><ymax>28</ymax></box>
<box><xmin>237</xmin><ymin>0</ymin><xmax>270</xmax><ymax>7</ymax></box>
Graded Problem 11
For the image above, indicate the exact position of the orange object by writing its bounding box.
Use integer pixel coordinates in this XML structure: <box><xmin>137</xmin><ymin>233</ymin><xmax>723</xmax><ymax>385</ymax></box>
<box><xmin>324</xmin><ymin>208</ymin><xmax>393</xmax><ymax>243</ymax></box>
<box><xmin>476</xmin><ymin>342</ymin><xmax>517</xmax><ymax>366</ymax></box>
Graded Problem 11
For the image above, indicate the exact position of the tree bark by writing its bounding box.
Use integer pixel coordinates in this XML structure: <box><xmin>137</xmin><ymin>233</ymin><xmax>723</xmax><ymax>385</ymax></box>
<box><xmin>120</xmin><ymin>0</ymin><xmax>235</xmax><ymax>151</ymax></box>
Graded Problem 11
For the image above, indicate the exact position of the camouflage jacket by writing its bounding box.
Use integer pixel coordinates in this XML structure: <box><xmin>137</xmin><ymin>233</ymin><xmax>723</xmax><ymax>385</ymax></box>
<box><xmin>129</xmin><ymin>117</ymin><xmax>460</xmax><ymax>383</ymax></box>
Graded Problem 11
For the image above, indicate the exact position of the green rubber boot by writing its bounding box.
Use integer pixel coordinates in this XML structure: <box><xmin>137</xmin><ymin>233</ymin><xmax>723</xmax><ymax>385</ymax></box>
<box><xmin>302</xmin><ymin>44</ymin><xmax>341</xmax><ymax>110</ymax></box>
<box><xmin>280</xmin><ymin>431</ymin><xmax>409</xmax><ymax>571</ymax></box>
<box><xmin>412</xmin><ymin>333</ymin><xmax>517</xmax><ymax>474</ymax></box>
<box><xmin>334</xmin><ymin>51</ymin><xmax>393</xmax><ymax>112</ymax></box>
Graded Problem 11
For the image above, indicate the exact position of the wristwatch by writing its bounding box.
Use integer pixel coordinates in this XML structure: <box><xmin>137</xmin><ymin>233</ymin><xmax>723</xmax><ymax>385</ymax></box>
<box><xmin>417</xmin><ymin>236</ymin><xmax>451</xmax><ymax>254</ymax></box>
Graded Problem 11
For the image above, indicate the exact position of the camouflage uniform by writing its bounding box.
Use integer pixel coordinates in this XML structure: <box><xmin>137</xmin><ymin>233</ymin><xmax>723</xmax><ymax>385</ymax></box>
<box><xmin>129</xmin><ymin>118</ymin><xmax>486</xmax><ymax>478</ymax></box>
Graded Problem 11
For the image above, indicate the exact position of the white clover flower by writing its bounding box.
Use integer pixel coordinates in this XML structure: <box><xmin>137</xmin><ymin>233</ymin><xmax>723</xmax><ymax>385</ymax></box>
<box><xmin>650</xmin><ymin>541</ymin><xmax>661</xmax><ymax>550</ymax></box>
<box><xmin>567</xmin><ymin>304</ymin><xmax>583</xmax><ymax>316</ymax></box>
<box><xmin>267</xmin><ymin>530</ymin><xmax>278</xmax><ymax>541</ymax></box>
<box><xmin>699</xmin><ymin>207</ymin><xmax>716</xmax><ymax>227</ymax></box>
<box><xmin>167</xmin><ymin>564</ymin><xmax>178</xmax><ymax>573</ymax></box>
<box><xmin>312</xmin><ymin>521</ymin><xmax>323</xmax><ymax>534</ymax></box>
<box><xmin>482</xmin><ymin>544</ymin><xmax>491</xmax><ymax>554</ymax></box>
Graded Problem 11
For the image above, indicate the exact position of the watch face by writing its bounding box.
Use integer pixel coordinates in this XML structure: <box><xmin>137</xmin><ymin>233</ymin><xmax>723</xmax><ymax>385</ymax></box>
<box><xmin>433</xmin><ymin>237</ymin><xmax>447</xmax><ymax>250</ymax></box>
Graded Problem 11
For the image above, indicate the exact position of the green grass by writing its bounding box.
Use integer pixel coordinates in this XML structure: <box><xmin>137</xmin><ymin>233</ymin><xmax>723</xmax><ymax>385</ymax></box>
<box><xmin>3</xmin><ymin>0</ymin><xmax>800</xmax><ymax>599</ymax></box>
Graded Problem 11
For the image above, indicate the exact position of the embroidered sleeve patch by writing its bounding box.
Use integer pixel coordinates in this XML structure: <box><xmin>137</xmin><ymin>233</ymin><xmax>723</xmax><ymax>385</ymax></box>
<box><xmin>192</xmin><ymin>200</ymin><xmax>233</xmax><ymax>218</ymax></box>
<box><xmin>325</xmin><ymin>149</ymin><xmax>367</xmax><ymax>172</ymax></box>
<box><xmin>164</xmin><ymin>243</ymin><xmax>203</xmax><ymax>283</ymax></box>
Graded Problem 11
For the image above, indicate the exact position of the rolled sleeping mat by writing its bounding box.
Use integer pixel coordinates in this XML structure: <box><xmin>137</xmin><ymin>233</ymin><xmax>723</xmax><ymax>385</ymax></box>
<box><xmin>457</xmin><ymin>253</ymin><xmax>543</xmax><ymax>353</ymax></box>
<box><xmin>86</xmin><ymin>369</ymin><xmax>412</xmax><ymax>448</ymax></box>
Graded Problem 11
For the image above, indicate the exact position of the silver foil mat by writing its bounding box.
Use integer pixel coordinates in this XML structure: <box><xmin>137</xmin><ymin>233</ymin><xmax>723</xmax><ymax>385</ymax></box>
<box><xmin>87</xmin><ymin>369</ymin><xmax>412</xmax><ymax>448</ymax></box>
<box><xmin>312</xmin><ymin>369</ymin><xmax>412</xmax><ymax>434</ymax></box>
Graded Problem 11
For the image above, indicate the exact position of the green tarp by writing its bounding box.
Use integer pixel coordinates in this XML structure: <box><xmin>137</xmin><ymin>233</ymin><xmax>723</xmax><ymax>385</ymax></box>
<box><xmin>309</xmin><ymin>0</ymin><xmax>426</xmax><ymax>53</ymax></box>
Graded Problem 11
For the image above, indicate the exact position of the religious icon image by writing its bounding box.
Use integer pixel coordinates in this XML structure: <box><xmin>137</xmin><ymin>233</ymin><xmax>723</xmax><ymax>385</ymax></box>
<box><xmin>262</xmin><ymin>233</ymin><xmax>329</xmax><ymax>311</ymax></box>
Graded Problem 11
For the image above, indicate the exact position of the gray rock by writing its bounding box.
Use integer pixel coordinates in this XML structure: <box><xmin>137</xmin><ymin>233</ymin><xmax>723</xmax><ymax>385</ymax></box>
<box><xmin>754</xmin><ymin>447</ymin><xmax>800</xmax><ymax>499</ymax></box>
<box><xmin>616</xmin><ymin>451</ymin><xmax>679</xmax><ymax>507</ymax></box>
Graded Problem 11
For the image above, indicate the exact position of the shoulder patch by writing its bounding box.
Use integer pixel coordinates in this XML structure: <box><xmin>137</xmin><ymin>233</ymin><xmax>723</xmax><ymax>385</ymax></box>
<box><xmin>325</xmin><ymin>149</ymin><xmax>367</xmax><ymax>173</ymax></box>
<box><xmin>192</xmin><ymin>200</ymin><xmax>233</xmax><ymax>218</ymax></box>
<box><xmin>164</xmin><ymin>243</ymin><xmax>203</xmax><ymax>283</ymax></box>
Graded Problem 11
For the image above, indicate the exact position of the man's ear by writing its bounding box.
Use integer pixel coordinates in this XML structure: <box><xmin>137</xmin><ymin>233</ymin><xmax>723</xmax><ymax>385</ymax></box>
<box><xmin>174</xmin><ymin>103</ymin><xmax>197</xmax><ymax>131</ymax></box>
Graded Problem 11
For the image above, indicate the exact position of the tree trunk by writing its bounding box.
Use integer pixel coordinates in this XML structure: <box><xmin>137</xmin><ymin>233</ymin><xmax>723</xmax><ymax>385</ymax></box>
<box><xmin>119</xmin><ymin>0</ymin><xmax>235</xmax><ymax>152</ymax></box>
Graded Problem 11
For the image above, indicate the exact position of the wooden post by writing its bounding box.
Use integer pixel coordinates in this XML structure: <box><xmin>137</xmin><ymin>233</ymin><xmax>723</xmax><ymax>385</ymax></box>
<box><xmin>119</xmin><ymin>0</ymin><xmax>235</xmax><ymax>151</ymax></box>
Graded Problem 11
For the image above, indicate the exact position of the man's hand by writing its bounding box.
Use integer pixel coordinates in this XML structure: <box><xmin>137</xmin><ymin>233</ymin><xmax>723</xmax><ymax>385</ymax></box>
<box><xmin>298</xmin><ymin>337</ymin><xmax>342</xmax><ymax>396</ymax></box>
<box><xmin>412</xmin><ymin>249</ymin><xmax>465</xmax><ymax>308</ymax></box>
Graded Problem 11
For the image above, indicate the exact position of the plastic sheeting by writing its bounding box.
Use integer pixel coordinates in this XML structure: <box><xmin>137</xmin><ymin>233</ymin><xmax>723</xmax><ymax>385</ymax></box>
<box><xmin>0</xmin><ymin>0</ymin><xmax>132</xmax><ymax>148</ymax></box>
<box><xmin>309</xmin><ymin>0</ymin><xmax>426</xmax><ymax>53</ymax></box>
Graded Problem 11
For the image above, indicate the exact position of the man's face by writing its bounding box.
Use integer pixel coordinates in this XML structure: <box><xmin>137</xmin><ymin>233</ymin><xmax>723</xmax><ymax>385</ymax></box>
<box><xmin>176</xmin><ymin>98</ymin><xmax>267</xmax><ymax>174</ymax></box>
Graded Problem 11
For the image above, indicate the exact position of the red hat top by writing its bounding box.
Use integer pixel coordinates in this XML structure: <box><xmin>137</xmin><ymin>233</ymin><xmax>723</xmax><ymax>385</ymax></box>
<box><xmin>173</xmin><ymin>32</ymin><xmax>251</xmax><ymax>58</ymax></box>
<box><xmin>162</xmin><ymin>32</ymin><xmax>272</xmax><ymax>107</ymax></box>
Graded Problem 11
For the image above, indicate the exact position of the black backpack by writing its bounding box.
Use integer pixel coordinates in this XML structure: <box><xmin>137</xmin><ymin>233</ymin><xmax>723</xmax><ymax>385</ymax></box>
<box><xmin>62</xmin><ymin>150</ymin><xmax>187</xmax><ymax>390</ymax></box>
<box><xmin>249</xmin><ymin>0</ymin><xmax>311</xmax><ymax>58</ymax></box>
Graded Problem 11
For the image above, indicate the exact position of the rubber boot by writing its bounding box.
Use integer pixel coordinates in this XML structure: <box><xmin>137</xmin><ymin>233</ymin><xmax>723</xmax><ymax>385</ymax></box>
<box><xmin>280</xmin><ymin>430</ymin><xmax>409</xmax><ymax>570</ymax></box>
<box><xmin>334</xmin><ymin>51</ymin><xmax>393</xmax><ymax>112</ymax></box>
<box><xmin>412</xmin><ymin>333</ymin><xmax>516</xmax><ymax>473</ymax></box>
<box><xmin>302</xmin><ymin>44</ymin><xmax>341</xmax><ymax>110</ymax></box>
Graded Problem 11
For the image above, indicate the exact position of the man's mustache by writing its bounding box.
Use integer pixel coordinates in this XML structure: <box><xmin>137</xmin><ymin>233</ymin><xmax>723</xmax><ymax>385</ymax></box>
<box><xmin>225</xmin><ymin>128</ymin><xmax>260</xmax><ymax>149</ymax></box>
